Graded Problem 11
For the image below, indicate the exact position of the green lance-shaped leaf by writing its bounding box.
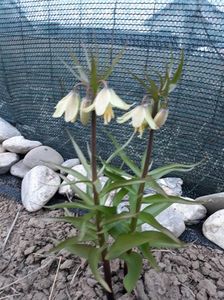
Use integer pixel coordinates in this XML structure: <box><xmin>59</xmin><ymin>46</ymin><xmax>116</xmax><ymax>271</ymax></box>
<box><xmin>58</xmin><ymin>57</ymin><xmax>82</xmax><ymax>81</ymax></box>
<box><xmin>90</xmin><ymin>54</ymin><xmax>98</xmax><ymax>95</ymax></box>
<box><xmin>107</xmin><ymin>133</ymin><xmax>141</xmax><ymax>176</ymax></box>
<box><xmin>112</xmin><ymin>188</ymin><xmax>129</xmax><ymax>206</ymax></box>
<box><xmin>103</xmin><ymin>163</ymin><xmax>130</xmax><ymax>180</ymax></box>
<box><xmin>108</xmin><ymin>221</ymin><xmax>130</xmax><ymax>239</ymax></box>
<box><xmin>66</xmin><ymin>130</ymin><xmax>91</xmax><ymax>177</ymax></box>
<box><xmin>98</xmin><ymin>132</ymin><xmax>135</xmax><ymax>176</ymax></box>
<box><xmin>102</xmin><ymin>169</ymin><xmax>136</xmax><ymax>195</ymax></box>
<box><xmin>50</xmin><ymin>237</ymin><xmax>95</xmax><ymax>258</ymax></box>
<box><xmin>101</xmin><ymin>173</ymin><xmax>168</xmax><ymax>199</ymax></box>
<box><xmin>121</xmin><ymin>252</ymin><xmax>142</xmax><ymax>293</ymax></box>
<box><xmin>156</xmin><ymin>70</ymin><xmax>165</xmax><ymax>91</ymax></box>
<box><xmin>81</xmin><ymin>44</ymin><xmax>91</xmax><ymax>71</ymax></box>
<box><xmin>146</xmin><ymin>178</ymin><xmax>168</xmax><ymax>198</ymax></box>
<box><xmin>47</xmin><ymin>162</ymin><xmax>91</xmax><ymax>184</ymax></box>
<box><xmin>59</xmin><ymin>173</ymin><xmax>93</xmax><ymax>205</ymax></box>
<box><xmin>142</xmin><ymin>202</ymin><xmax>171</xmax><ymax>217</ymax></box>
<box><xmin>48</xmin><ymin>214</ymin><xmax>96</xmax><ymax>231</ymax></box>
<box><xmin>128</xmin><ymin>189</ymin><xmax>139</xmax><ymax>214</ymax></box>
<box><xmin>79</xmin><ymin>219</ymin><xmax>89</xmax><ymax>241</ymax></box>
<box><xmin>102</xmin><ymin>47</ymin><xmax>126</xmax><ymax>81</ymax></box>
<box><xmin>129</xmin><ymin>70</ymin><xmax>150</xmax><ymax>92</ymax></box>
<box><xmin>101</xmin><ymin>212</ymin><xmax>137</xmax><ymax>226</ymax></box>
<box><xmin>138</xmin><ymin>211</ymin><xmax>180</xmax><ymax>243</ymax></box>
<box><xmin>100</xmin><ymin>176</ymin><xmax>155</xmax><ymax>197</ymax></box>
<box><xmin>169</xmin><ymin>49</ymin><xmax>184</xmax><ymax>92</ymax></box>
<box><xmin>149</xmin><ymin>162</ymin><xmax>200</xmax><ymax>180</ymax></box>
<box><xmin>46</xmin><ymin>201</ymin><xmax>94</xmax><ymax>211</ymax></box>
<box><xmin>139</xmin><ymin>243</ymin><xmax>159</xmax><ymax>270</ymax></box>
<box><xmin>167</xmin><ymin>51</ymin><xmax>174</xmax><ymax>77</ymax></box>
<box><xmin>69</xmin><ymin>50</ymin><xmax>90</xmax><ymax>83</ymax></box>
<box><xmin>160</xmin><ymin>66</ymin><xmax>171</xmax><ymax>98</ymax></box>
<box><xmin>88</xmin><ymin>248</ymin><xmax>111</xmax><ymax>292</ymax></box>
<box><xmin>95</xmin><ymin>205</ymin><xmax>117</xmax><ymax>216</ymax></box>
<box><xmin>142</xmin><ymin>194</ymin><xmax>200</xmax><ymax>205</ymax></box>
<box><xmin>106</xmin><ymin>231</ymin><xmax>183</xmax><ymax>259</ymax></box>
<box><xmin>145</xmin><ymin>73</ymin><xmax>159</xmax><ymax>101</ymax></box>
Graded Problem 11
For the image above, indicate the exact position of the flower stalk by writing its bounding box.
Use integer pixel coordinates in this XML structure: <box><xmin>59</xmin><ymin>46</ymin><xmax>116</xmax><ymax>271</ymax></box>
<box><xmin>91</xmin><ymin>108</ymin><xmax>114</xmax><ymax>300</ymax></box>
<box><xmin>130</xmin><ymin>101</ymin><xmax>158</xmax><ymax>231</ymax></box>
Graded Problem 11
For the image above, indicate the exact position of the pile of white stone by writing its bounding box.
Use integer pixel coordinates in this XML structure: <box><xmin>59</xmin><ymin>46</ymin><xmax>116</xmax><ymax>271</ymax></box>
<box><xmin>0</xmin><ymin>117</ymin><xmax>224</xmax><ymax>250</ymax></box>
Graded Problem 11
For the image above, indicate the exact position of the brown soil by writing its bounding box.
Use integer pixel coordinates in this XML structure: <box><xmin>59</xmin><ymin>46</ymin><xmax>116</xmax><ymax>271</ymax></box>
<box><xmin>1</xmin><ymin>197</ymin><xmax>224</xmax><ymax>300</ymax></box>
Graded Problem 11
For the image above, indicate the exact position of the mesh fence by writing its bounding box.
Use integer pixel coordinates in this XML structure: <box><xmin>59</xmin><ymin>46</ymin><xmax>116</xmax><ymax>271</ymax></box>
<box><xmin>0</xmin><ymin>0</ymin><xmax>223</xmax><ymax>197</ymax></box>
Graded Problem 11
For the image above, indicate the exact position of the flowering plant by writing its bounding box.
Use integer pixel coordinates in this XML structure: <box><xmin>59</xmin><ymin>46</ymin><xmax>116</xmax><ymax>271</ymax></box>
<box><xmin>48</xmin><ymin>47</ymin><xmax>197</xmax><ymax>299</ymax></box>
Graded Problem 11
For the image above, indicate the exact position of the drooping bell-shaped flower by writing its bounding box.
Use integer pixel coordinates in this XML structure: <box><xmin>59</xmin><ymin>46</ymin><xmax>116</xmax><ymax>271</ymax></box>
<box><xmin>154</xmin><ymin>108</ymin><xmax>169</xmax><ymax>128</ymax></box>
<box><xmin>53</xmin><ymin>90</ymin><xmax>80</xmax><ymax>123</ymax></box>
<box><xmin>80</xmin><ymin>97</ymin><xmax>91</xmax><ymax>125</ymax></box>
<box><xmin>117</xmin><ymin>104</ymin><xmax>158</xmax><ymax>137</ymax></box>
<box><xmin>83</xmin><ymin>87</ymin><xmax>131</xmax><ymax>125</ymax></box>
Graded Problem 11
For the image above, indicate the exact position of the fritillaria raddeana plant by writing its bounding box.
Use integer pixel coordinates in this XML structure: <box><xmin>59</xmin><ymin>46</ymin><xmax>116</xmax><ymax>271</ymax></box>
<box><xmin>49</xmin><ymin>48</ymin><xmax>197</xmax><ymax>300</ymax></box>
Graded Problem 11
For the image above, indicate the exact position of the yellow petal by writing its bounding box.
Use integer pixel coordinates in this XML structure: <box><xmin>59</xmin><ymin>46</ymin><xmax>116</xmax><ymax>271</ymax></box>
<box><xmin>64</xmin><ymin>92</ymin><xmax>80</xmax><ymax>122</ymax></box>
<box><xmin>154</xmin><ymin>109</ymin><xmax>169</xmax><ymax>128</ymax></box>
<box><xmin>83</xmin><ymin>101</ymin><xmax>96</xmax><ymax>113</ymax></box>
<box><xmin>117</xmin><ymin>110</ymin><xmax>133</xmax><ymax>124</ymax></box>
<box><xmin>80</xmin><ymin>98</ymin><xmax>91</xmax><ymax>125</ymax></box>
<box><xmin>144</xmin><ymin>106</ymin><xmax>158</xmax><ymax>130</ymax></box>
<box><xmin>137</xmin><ymin>124</ymin><xmax>146</xmax><ymax>138</ymax></box>
<box><xmin>94</xmin><ymin>88</ymin><xmax>110</xmax><ymax>116</ymax></box>
<box><xmin>108</xmin><ymin>89</ymin><xmax>131</xmax><ymax>110</ymax></box>
<box><xmin>53</xmin><ymin>93</ymin><xmax>72</xmax><ymax>118</ymax></box>
<box><xmin>103</xmin><ymin>104</ymin><xmax>114</xmax><ymax>125</ymax></box>
<box><xmin>131</xmin><ymin>106</ymin><xmax>145</xmax><ymax>128</ymax></box>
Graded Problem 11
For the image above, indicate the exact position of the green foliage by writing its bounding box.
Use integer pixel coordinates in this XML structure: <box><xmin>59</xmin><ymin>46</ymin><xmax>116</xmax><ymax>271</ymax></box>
<box><xmin>106</xmin><ymin>231</ymin><xmax>183</xmax><ymax>259</ymax></box>
<box><xmin>122</xmin><ymin>252</ymin><xmax>142</xmax><ymax>292</ymax></box>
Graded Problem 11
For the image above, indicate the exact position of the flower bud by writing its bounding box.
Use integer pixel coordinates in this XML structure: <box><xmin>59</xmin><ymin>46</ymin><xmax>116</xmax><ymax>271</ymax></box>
<box><xmin>80</xmin><ymin>97</ymin><xmax>91</xmax><ymax>125</ymax></box>
<box><xmin>154</xmin><ymin>108</ymin><xmax>169</xmax><ymax>128</ymax></box>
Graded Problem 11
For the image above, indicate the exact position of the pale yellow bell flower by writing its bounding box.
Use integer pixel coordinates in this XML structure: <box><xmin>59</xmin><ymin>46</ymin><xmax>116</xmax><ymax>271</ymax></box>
<box><xmin>154</xmin><ymin>108</ymin><xmax>169</xmax><ymax>128</ymax></box>
<box><xmin>80</xmin><ymin>97</ymin><xmax>91</xmax><ymax>125</ymax></box>
<box><xmin>117</xmin><ymin>104</ymin><xmax>158</xmax><ymax>137</ymax></box>
<box><xmin>53</xmin><ymin>90</ymin><xmax>80</xmax><ymax>123</ymax></box>
<box><xmin>83</xmin><ymin>87</ymin><xmax>131</xmax><ymax>125</ymax></box>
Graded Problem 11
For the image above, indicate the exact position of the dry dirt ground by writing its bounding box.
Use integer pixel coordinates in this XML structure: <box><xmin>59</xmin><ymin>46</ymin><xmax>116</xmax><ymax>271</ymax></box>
<box><xmin>1</xmin><ymin>197</ymin><xmax>224</xmax><ymax>300</ymax></box>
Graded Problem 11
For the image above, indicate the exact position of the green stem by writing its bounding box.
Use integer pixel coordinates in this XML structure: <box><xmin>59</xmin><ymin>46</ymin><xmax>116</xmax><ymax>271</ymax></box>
<box><xmin>129</xmin><ymin>100</ymin><xmax>158</xmax><ymax>232</ymax></box>
<box><xmin>124</xmin><ymin>119</ymin><xmax>155</xmax><ymax>277</ymax></box>
<box><xmin>130</xmin><ymin>129</ymin><xmax>154</xmax><ymax>231</ymax></box>
<box><xmin>91</xmin><ymin>111</ymin><xmax>114</xmax><ymax>300</ymax></box>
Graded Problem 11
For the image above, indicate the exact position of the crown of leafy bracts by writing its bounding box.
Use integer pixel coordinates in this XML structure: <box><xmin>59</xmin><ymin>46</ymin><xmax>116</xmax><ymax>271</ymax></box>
<box><xmin>117</xmin><ymin>51</ymin><xmax>184</xmax><ymax>136</ymax></box>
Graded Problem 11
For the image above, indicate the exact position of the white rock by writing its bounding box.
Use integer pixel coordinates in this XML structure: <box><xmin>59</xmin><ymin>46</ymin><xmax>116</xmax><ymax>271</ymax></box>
<box><xmin>144</xmin><ymin>177</ymin><xmax>183</xmax><ymax>196</ymax></box>
<box><xmin>196</xmin><ymin>192</ymin><xmax>224</xmax><ymax>215</ymax></box>
<box><xmin>59</xmin><ymin>165</ymin><xmax>108</xmax><ymax>200</ymax></box>
<box><xmin>59</xmin><ymin>164</ymin><xmax>87</xmax><ymax>198</ymax></box>
<box><xmin>0</xmin><ymin>117</ymin><xmax>21</xmax><ymax>142</ymax></box>
<box><xmin>23</xmin><ymin>146</ymin><xmax>64</xmax><ymax>170</ymax></box>
<box><xmin>141</xmin><ymin>205</ymin><xmax>186</xmax><ymax>237</ymax></box>
<box><xmin>10</xmin><ymin>159</ymin><xmax>31</xmax><ymax>178</ymax></box>
<box><xmin>0</xmin><ymin>144</ymin><xmax>6</xmax><ymax>153</ymax></box>
<box><xmin>158</xmin><ymin>177</ymin><xmax>183</xmax><ymax>196</ymax></box>
<box><xmin>171</xmin><ymin>197</ymin><xmax>207</xmax><ymax>225</ymax></box>
<box><xmin>60</xmin><ymin>158</ymin><xmax>80</xmax><ymax>174</ymax></box>
<box><xmin>21</xmin><ymin>166</ymin><xmax>61</xmax><ymax>212</ymax></box>
<box><xmin>2</xmin><ymin>136</ymin><xmax>42</xmax><ymax>154</ymax></box>
<box><xmin>202</xmin><ymin>210</ymin><xmax>224</xmax><ymax>249</ymax></box>
<box><xmin>0</xmin><ymin>153</ymin><xmax>19</xmax><ymax>174</ymax></box>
